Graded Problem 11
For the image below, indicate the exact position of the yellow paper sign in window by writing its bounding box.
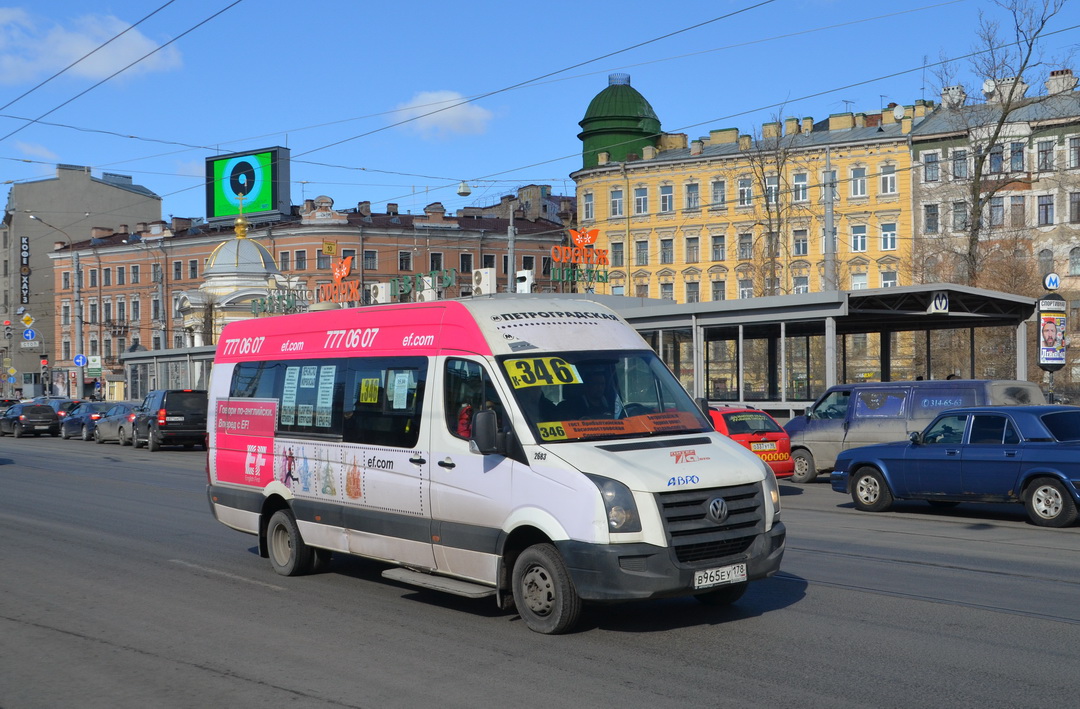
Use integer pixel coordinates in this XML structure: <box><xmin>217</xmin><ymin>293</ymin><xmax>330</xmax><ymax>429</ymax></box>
<box><xmin>503</xmin><ymin>357</ymin><xmax>581</xmax><ymax>389</ymax></box>
<box><xmin>359</xmin><ymin>378</ymin><xmax>381</xmax><ymax>403</ymax></box>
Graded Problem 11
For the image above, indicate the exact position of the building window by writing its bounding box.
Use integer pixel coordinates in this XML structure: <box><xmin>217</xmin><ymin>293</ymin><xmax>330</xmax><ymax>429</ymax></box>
<box><xmin>295</xmin><ymin>251</ymin><xmax>307</xmax><ymax>270</ymax></box>
<box><xmin>660</xmin><ymin>283</ymin><xmax>674</xmax><ymax>301</ymax></box>
<box><xmin>1038</xmin><ymin>195</ymin><xmax>1055</xmax><ymax>225</ymax></box>
<box><xmin>1069</xmin><ymin>137</ymin><xmax>1080</xmax><ymax>168</ymax></box>
<box><xmin>611</xmin><ymin>242</ymin><xmax>624</xmax><ymax>267</ymax></box>
<box><xmin>103</xmin><ymin>301</ymin><xmax>112</xmax><ymax>322</ymax></box>
<box><xmin>879</xmin><ymin>165</ymin><xmax>896</xmax><ymax>194</ymax></box>
<box><xmin>173</xmin><ymin>261</ymin><xmax>182</xmax><ymax>280</ymax></box>
<box><xmin>316</xmin><ymin>250</ymin><xmax>331</xmax><ymax>269</ymax></box>
<box><xmin>117</xmin><ymin>266</ymin><xmax>125</xmax><ymax>285</ymax></box>
<box><xmin>765</xmin><ymin>176</ymin><xmax>780</xmax><ymax>205</ymax></box>
<box><xmin>459</xmin><ymin>253</ymin><xmax>472</xmax><ymax>274</ymax></box>
<box><xmin>430</xmin><ymin>253</ymin><xmax>443</xmax><ymax>271</ymax></box>
<box><xmin>765</xmin><ymin>231</ymin><xmax>780</xmax><ymax>258</ymax></box>
<box><xmin>989</xmin><ymin>196</ymin><xmax>1005</xmax><ymax>227</ymax></box>
<box><xmin>794</xmin><ymin>173</ymin><xmax>809</xmax><ymax>201</ymax></box>
<box><xmin>952</xmin><ymin>150</ymin><xmax>968</xmax><ymax>179</ymax></box>
<box><xmin>131</xmin><ymin>265</ymin><xmax>140</xmax><ymax>284</ymax></box>
<box><xmin>738</xmin><ymin>278</ymin><xmax>754</xmax><ymax>299</ymax></box>
<box><xmin>923</xmin><ymin>153</ymin><xmax>940</xmax><ymax>181</ymax></box>
<box><xmin>103</xmin><ymin>268</ymin><xmax>112</xmax><ymax>286</ymax></box>
<box><xmin>482</xmin><ymin>254</ymin><xmax>495</xmax><ymax>269</ymax></box>
<box><xmin>89</xmin><ymin>302</ymin><xmax>98</xmax><ymax>323</ymax></box>
<box><xmin>582</xmin><ymin>192</ymin><xmax>594</xmax><ymax>220</ymax></box>
<box><xmin>685</xmin><ymin>237</ymin><xmax>699</xmax><ymax>263</ymax></box>
<box><xmin>132</xmin><ymin>299</ymin><xmax>140</xmax><ymax>321</ymax></box>
<box><xmin>881</xmin><ymin>271</ymin><xmax>898</xmax><ymax>288</ymax></box>
<box><xmin>1070</xmin><ymin>247</ymin><xmax>1080</xmax><ymax>276</ymax></box>
<box><xmin>659</xmin><ymin>185</ymin><xmax>674</xmax><ymax>213</ymax></box>
<box><xmin>117</xmin><ymin>301</ymin><xmax>126</xmax><ymax>321</ymax></box>
<box><xmin>738</xmin><ymin>178</ymin><xmax>753</xmax><ymax>206</ymax></box>
<box><xmin>987</xmin><ymin>144</ymin><xmax>1004</xmax><ymax>173</ymax></box>
<box><xmin>686</xmin><ymin>282</ymin><xmax>700</xmax><ymax>303</ymax></box>
<box><xmin>850</xmin><ymin>168</ymin><xmax>867</xmax><ymax>197</ymax></box>
<box><xmin>924</xmin><ymin>204</ymin><xmax>939</xmax><ymax>234</ymax></box>
<box><xmin>635</xmin><ymin>241</ymin><xmax>649</xmax><ymax>266</ymax></box>
<box><xmin>710</xmin><ymin>180</ymin><xmax>726</xmax><ymax>209</ymax></box>
<box><xmin>737</xmin><ymin>233</ymin><xmax>753</xmax><ymax>260</ymax></box>
<box><xmin>61</xmin><ymin>304</ymin><xmax>70</xmax><ymax>325</ymax></box>
<box><xmin>188</xmin><ymin>260</ymin><xmax>198</xmax><ymax>279</ymax></box>
<box><xmin>541</xmin><ymin>257</ymin><xmax>552</xmax><ymax>276</ymax></box>
<box><xmin>398</xmin><ymin>251</ymin><xmax>411</xmax><ymax>271</ymax></box>
<box><xmin>712</xmin><ymin>235</ymin><xmax>726</xmax><ymax>261</ymax></box>
<box><xmin>1039</xmin><ymin>249</ymin><xmax>1054</xmax><ymax>274</ymax></box>
<box><xmin>89</xmin><ymin>269</ymin><xmax>98</xmax><ymax>287</ymax></box>
<box><xmin>89</xmin><ymin>338</ymin><xmax>99</xmax><ymax>356</ymax></box>
<box><xmin>793</xmin><ymin>275</ymin><xmax>809</xmax><ymax>294</ymax></box>
<box><xmin>793</xmin><ymin>229</ymin><xmax>808</xmax><ymax>256</ymax></box>
<box><xmin>1009</xmin><ymin>142</ymin><xmax>1024</xmax><ymax>172</ymax></box>
<box><xmin>279</xmin><ymin>251</ymin><xmax>290</xmax><ymax>271</ymax></box>
<box><xmin>711</xmin><ymin>280</ymin><xmax>726</xmax><ymax>301</ymax></box>
<box><xmin>1008</xmin><ymin>196</ymin><xmax>1025</xmax><ymax>228</ymax></box>
<box><xmin>634</xmin><ymin>187</ymin><xmax>648</xmax><ymax>215</ymax></box>
<box><xmin>1037</xmin><ymin>140</ymin><xmax>1055</xmax><ymax>171</ymax></box>
<box><xmin>610</xmin><ymin>189</ymin><xmax>624</xmax><ymax>217</ymax></box>
<box><xmin>685</xmin><ymin>183</ymin><xmax>700</xmax><ymax>210</ymax></box>
<box><xmin>1070</xmin><ymin>192</ymin><xmax>1080</xmax><ymax>224</ymax></box>
<box><xmin>850</xmin><ymin>273</ymin><xmax>868</xmax><ymax>290</ymax></box>
<box><xmin>952</xmin><ymin>201</ymin><xmax>968</xmax><ymax>230</ymax></box>
<box><xmin>151</xmin><ymin>263</ymin><xmax>162</xmax><ymax>283</ymax></box>
<box><xmin>850</xmin><ymin>225</ymin><xmax>867</xmax><ymax>252</ymax></box>
<box><xmin>63</xmin><ymin>272</ymin><xmax>70</xmax><ymax>290</ymax></box>
<box><xmin>63</xmin><ymin>340</ymin><xmax>71</xmax><ymax>360</ymax></box>
<box><xmin>361</xmin><ymin>250</ymin><xmax>376</xmax><ymax>270</ymax></box>
<box><xmin>880</xmin><ymin>223</ymin><xmax>897</xmax><ymax>251</ymax></box>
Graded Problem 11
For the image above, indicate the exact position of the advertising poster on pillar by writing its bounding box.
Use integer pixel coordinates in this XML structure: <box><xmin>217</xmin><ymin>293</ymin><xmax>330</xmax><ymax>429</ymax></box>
<box><xmin>1039</xmin><ymin>311</ymin><xmax>1066</xmax><ymax>368</ymax></box>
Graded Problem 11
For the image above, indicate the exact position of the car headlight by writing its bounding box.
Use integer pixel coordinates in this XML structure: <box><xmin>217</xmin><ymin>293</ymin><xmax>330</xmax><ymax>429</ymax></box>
<box><xmin>761</xmin><ymin>461</ymin><xmax>781</xmax><ymax>518</ymax></box>
<box><xmin>585</xmin><ymin>474</ymin><xmax>642</xmax><ymax>533</ymax></box>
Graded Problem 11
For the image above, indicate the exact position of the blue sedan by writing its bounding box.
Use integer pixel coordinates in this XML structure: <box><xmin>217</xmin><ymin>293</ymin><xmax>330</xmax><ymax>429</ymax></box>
<box><xmin>831</xmin><ymin>405</ymin><xmax>1080</xmax><ymax>527</ymax></box>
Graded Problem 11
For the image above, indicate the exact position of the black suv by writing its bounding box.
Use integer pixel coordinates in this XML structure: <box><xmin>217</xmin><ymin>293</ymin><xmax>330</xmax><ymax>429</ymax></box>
<box><xmin>131</xmin><ymin>389</ymin><xmax>208</xmax><ymax>451</ymax></box>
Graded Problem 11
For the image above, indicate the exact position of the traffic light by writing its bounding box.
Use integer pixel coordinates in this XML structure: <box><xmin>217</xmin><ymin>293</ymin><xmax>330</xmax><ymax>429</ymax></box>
<box><xmin>3</xmin><ymin>320</ymin><xmax>10</xmax><ymax>339</ymax></box>
<box><xmin>40</xmin><ymin>357</ymin><xmax>48</xmax><ymax>377</ymax></box>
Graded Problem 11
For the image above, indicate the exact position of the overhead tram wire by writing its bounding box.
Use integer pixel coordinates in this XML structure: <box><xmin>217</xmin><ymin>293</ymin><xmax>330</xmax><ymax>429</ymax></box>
<box><xmin>0</xmin><ymin>0</ymin><xmax>180</xmax><ymax>113</ymax></box>
<box><xmin>0</xmin><ymin>0</ymin><xmax>246</xmax><ymax>146</ymax></box>
<box><xmin>0</xmin><ymin>1</ymin><xmax>958</xmax><ymax>185</ymax></box>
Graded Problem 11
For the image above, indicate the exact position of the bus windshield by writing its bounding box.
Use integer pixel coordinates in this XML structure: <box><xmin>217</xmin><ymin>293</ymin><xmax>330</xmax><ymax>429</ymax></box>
<box><xmin>496</xmin><ymin>350</ymin><xmax>713</xmax><ymax>443</ymax></box>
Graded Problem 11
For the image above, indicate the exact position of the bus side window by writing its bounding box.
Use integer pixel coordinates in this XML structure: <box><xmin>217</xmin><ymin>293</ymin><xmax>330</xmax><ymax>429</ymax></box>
<box><xmin>344</xmin><ymin>357</ymin><xmax>427</xmax><ymax>447</ymax></box>
<box><xmin>445</xmin><ymin>359</ymin><xmax>498</xmax><ymax>439</ymax></box>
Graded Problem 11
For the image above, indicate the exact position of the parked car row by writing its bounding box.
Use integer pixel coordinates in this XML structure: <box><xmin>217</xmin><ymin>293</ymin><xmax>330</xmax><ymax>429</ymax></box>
<box><xmin>0</xmin><ymin>389</ymin><xmax>208</xmax><ymax>451</ymax></box>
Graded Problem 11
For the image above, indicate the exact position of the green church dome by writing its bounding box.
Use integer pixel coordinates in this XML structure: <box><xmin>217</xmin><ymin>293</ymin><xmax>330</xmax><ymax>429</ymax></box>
<box><xmin>578</xmin><ymin>74</ymin><xmax>661</xmax><ymax>169</ymax></box>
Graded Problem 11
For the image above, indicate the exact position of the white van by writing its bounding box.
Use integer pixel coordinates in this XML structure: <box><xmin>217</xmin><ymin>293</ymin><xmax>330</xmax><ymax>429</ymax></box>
<box><xmin>206</xmin><ymin>297</ymin><xmax>785</xmax><ymax>633</ymax></box>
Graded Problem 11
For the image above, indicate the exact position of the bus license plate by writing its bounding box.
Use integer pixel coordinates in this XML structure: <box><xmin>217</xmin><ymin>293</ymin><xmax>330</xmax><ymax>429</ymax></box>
<box><xmin>750</xmin><ymin>441</ymin><xmax>777</xmax><ymax>451</ymax></box>
<box><xmin>694</xmin><ymin>563</ymin><xmax>746</xmax><ymax>589</ymax></box>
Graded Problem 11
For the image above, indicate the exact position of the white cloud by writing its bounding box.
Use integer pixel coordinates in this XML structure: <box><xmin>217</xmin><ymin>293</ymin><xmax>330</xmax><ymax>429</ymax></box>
<box><xmin>12</xmin><ymin>140</ymin><xmax>57</xmax><ymax>160</ymax></box>
<box><xmin>0</xmin><ymin>10</ymin><xmax>181</xmax><ymax>85</ymax></box>
<box><xmin>393</xmin><ymin>90</ymin><xmax>493</xmax><ymax>140</ymax></box>
<box><xmin>174</xmin><ymin>158</ymin><xmax>204</xmax><ymax>178</ymax></box>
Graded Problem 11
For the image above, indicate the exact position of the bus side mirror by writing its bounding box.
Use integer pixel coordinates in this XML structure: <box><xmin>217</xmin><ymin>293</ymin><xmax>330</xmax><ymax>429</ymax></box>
<box><xmin>470</xmin><ymin>409</ymin><xmax>499</xmax><ymax>455</ymax></box>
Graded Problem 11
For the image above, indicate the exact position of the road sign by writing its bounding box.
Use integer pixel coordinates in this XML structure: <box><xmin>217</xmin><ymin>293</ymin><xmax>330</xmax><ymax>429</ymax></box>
<box><xmin>73</xmin><ymin>354</ymin><xmax>88</xmax><ymax>367</ymax></box>
<box><xmin>6</xmin><ymin>377</ymin><xmax>14</xmax><ymax>385</ymax></box>
<box><xmin>1044</xmin><ymin>272</ymin><xmax>1061</xmax><ymax>291</ymax></box>
<box><xmin>18</xmin><ymin>341</ymin><xmax>39</xmax><ymax>349</ymax></box>
<box><xmin>88</xmin><ymin>355</ymin><xmax>102</xmax><ymax>377</ymax></box>
<box><xmin>6</xmin><ymin>367</ymin><xmax>15</xmax><ymax>376</ymax></box>
<box><xmin>20</xmin><ymin>313</ymin><xmax>34</xmax><ymax>328</ymax></box>
<box><xmin>22</xmin><ymin>328</ymin><xmax>36</xmax><ymax>340</ymax></box>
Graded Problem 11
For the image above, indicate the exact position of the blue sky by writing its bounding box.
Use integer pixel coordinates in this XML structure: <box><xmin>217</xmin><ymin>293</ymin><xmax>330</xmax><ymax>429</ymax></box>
<box><xmin>1</xmin><ymin>0</ymin><xmax>1077</xmax><ymax>226</ymax></box>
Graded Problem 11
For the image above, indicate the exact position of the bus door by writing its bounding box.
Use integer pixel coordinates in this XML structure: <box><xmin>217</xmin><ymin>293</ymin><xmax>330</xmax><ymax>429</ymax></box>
<box><xmin>427</xmin><ymin>356</ymin><xmax>514</xmax><ymax>584</ymax></box>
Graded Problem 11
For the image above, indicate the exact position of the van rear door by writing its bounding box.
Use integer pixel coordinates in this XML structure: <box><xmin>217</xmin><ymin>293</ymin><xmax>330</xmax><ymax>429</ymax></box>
<box><xmin>843</xmin><ymin>386</ymin><xmax>912</xmax><ymax>451</ymax></box>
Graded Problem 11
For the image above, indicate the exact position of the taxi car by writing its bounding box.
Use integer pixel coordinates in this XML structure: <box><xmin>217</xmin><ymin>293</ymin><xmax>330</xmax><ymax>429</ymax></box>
<box><xmin>708</xmin><ymin>406</ymin><xmax>793</xmax><ymax>478</ymax></box>
<box><xmin>831</xmin><ymin>405</ymin><xmax>1080</xmax><ymax>527</ymax></box>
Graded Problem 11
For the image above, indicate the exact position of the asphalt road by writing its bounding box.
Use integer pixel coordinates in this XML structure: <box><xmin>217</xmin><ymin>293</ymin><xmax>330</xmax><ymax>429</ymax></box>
<box><xmin>2</xmin><ymin>434</ymin><xmax>1077</xmax><ymax>709</ymax></box>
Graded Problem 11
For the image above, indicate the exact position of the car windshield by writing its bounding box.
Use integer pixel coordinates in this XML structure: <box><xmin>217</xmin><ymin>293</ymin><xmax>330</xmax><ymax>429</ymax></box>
<box><xmin>497</xmin><ymin>349</ymin><xmax>712</xmax><ymax>443</ymax></box>
<box><xmin>1040</xmin><ymin>411</ymin><xmax>1080</xmax><ymax>442</ymax></box>
<box><xmin>722</xmin><ymin>411</ymin><xmax>783</xmax><ymax>434</ymax></box>
<box><xmin>168</xmin><ymin>392</ymin><xmax>207</xmax><ymax>412</ymax></box>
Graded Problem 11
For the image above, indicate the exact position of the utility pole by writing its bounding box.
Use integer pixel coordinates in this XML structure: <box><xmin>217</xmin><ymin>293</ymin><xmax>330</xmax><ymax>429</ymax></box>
<box><xmin>29</xmin><ymin>215</ymin><xmax>85</xmax><ymax>396</ymax></box>
<box><xmin>507</xmin><ymin>200</ymin><xmax>516</xmax><ymax>293</ymax></box>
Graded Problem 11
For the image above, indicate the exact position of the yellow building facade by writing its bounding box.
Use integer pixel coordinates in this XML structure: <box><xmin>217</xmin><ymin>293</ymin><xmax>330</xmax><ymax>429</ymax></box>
<box><xmin>573</xmin><ymin>75</ymin><xmax>931</xmax><ymax>303</ymax></box>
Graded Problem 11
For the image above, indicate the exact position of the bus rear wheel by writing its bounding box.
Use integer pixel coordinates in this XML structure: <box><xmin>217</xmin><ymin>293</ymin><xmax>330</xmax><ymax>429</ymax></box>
<box><xmin>267</xmin><ymin>509</ymin><xmax>314</xmax><ymax>576</ymax></box>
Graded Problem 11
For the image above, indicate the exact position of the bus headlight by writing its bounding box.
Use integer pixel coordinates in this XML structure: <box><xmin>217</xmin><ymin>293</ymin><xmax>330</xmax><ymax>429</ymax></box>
<box><xmin>585</xmin><ymin>474</ymin><xmax>641</xmax><ymax>533</ymax></box>
<box><xmin>761</xmin><ymin>462</ymin><xmax>781</xmax><ymax>518</ymax></box>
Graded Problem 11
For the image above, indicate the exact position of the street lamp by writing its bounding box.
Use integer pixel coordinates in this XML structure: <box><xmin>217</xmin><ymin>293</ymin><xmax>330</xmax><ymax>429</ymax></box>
<box><xmin>29</xmin><ymin>214</ymin><xmax>85</xmax><ymax>396</ymax></box>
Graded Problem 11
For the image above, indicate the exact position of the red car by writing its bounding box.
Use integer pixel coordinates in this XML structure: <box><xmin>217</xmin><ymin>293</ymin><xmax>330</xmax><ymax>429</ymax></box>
<box><xmin>708</xmin><ymin>407</ymin><xmax>794</xmax><ymax>478</ymax></box>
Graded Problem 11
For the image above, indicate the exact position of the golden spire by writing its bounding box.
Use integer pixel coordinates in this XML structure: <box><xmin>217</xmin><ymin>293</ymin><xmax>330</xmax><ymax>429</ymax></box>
<box><xmin>234</xmin><ymin>192</ymin><xmax>248</xmax><ymax>239</ymax></box>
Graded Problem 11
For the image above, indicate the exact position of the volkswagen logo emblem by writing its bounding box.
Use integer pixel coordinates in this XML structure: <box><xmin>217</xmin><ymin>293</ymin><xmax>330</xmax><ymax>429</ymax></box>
<box><xmin>707</xmin><ymin>497</ymin><xmax>729</xmax><ymax>524</ymax></box>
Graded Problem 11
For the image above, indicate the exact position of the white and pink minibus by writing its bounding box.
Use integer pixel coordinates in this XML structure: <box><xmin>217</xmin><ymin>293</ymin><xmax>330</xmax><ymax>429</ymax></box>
<box><xmin>207</xmin><ymin>296</ymin><xmax>785</xmax><ymax>633</ymax></box>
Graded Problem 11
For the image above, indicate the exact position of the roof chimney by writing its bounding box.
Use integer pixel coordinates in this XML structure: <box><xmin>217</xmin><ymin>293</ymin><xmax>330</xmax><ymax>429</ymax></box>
<box><xmin>357</xmin><ymin>201</ymin><xmax>371</xmax><ymax>216</ymax></box>
<box><xmin>941</xmin><ymin>85</ymin><xmax>967</xmax><ymax>108</ymax></box>
<box><xmin>387</xmin><ymin>203</ymin><xmax>398</xmax><ymax>215</ymax></box>
<box><xmin>690</xmin><ymin>139</ymin><xmax>704</xmax><ymax>156</ymax></box>
<box><xmin>1046</xmin><ymin>68</ymin><xmax>1078</xmax><ymax>94</ymax></box>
